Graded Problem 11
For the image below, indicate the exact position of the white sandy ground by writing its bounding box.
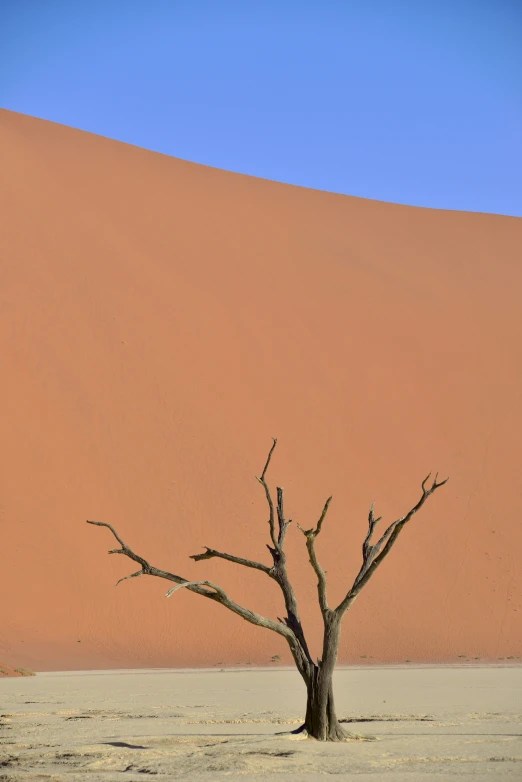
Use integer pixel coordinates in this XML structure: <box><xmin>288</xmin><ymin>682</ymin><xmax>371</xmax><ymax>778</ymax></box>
<box><xmin>1</xmin><ymin>666</ymin><xmax>521</xmax><ymax>781</ymax></box>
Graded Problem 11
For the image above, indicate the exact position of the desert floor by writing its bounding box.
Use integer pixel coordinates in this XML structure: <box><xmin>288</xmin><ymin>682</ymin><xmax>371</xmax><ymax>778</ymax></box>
<box><xmin>1</xmin><ymin>666</ymin><xmax>521</xmax><ymax>780</ymax></box>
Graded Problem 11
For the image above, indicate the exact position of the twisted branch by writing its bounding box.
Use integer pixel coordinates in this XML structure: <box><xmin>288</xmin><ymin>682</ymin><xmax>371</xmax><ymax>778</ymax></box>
<box><xmin>336</xmin><ymin>472</ymin><xmax>449</xmax><ymax>615</ymax></box>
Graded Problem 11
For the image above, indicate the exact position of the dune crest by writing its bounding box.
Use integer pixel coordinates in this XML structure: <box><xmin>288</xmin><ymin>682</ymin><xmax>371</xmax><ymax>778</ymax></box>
<box><xmin>1</xmin><ymin>109</ymin><xmax>521</xmax><ymax>672</ymax></box>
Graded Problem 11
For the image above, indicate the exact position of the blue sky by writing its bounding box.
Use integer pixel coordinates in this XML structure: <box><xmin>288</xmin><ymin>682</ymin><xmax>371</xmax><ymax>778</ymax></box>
<box><xmin>2</xmin><ymin>0</ymin><xmax>521</xmax><ymax>216</ymax></box>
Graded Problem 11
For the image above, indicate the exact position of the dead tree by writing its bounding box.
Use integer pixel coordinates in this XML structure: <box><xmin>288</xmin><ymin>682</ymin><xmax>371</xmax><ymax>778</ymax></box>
<box><xmin>88</xmin><ymin>439</ymin><xmax>447</xmax><ymax>742</ymax></box>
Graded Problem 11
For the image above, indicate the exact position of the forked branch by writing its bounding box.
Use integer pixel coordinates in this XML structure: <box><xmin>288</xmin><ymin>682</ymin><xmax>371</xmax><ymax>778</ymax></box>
<box><xmin>86</xmin><ymin>520</ymin><xmax>293</xmax><ymax>641</ymax></box>
<box><xmin>188</xmin><ymin>439</ymin><xmax>292</xmax><ymax>575</ymax></box>
<box><xmin>87</xmin><ymin>443</ymin><xmax>448</xmax><ymax>696</ymax></box>
<box><xmin>186</xmin><ymin>439</ymin><xmax>313</xmax><ymax>672</ymax></box>
<box><xmin>254</xmin><ymin>438</ymin><xmax>291</xmax><ymax>552</ymax></box>
<box><xmin>298</xmin><ymin>496</ymin><xmax>333</xmax><ymax>615</ymax></box>
<box><xmin>336</xmin><ymin>472</ymin><xmax>449</xmax><ymax>615</ymax></box>
<box><xmin>254</xmin><ymin>437</ymin><xmax>279</xmax><ymax>551</ymax></box>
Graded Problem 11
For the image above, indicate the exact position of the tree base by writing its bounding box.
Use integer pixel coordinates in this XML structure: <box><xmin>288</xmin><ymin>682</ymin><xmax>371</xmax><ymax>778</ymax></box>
<box><xmin>276</xmin><ymin>723</ymin><xmax>377</xmax><ymax>742</ymax></box>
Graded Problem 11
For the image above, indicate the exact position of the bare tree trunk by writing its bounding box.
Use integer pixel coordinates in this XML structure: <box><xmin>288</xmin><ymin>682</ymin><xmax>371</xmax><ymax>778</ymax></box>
<box><xmin>304</xmin><ymin>666</ymin><xmax>348</xmax><ymax>741</ymax></box>
<box><xmin>88</xmin><ymin>439</ymin><xmax>448</xmax><ymax>742</ymax></box>
<box><xmin>299</xmin><ymin>612</ymin><xmax>351</xmax><ymax>741</ymax></box>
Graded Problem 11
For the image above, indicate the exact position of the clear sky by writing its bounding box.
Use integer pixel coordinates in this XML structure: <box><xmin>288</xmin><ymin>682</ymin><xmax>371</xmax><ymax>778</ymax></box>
<box><xmin>2</xmin><ymin>0</ymin><xmax>521</xmax><ymax>216</ymax></box>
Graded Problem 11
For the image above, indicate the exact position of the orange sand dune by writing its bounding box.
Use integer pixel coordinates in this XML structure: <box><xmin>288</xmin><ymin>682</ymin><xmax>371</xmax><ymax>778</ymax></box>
<box><xmin>1</xmin><ymin>109</ymin><xmax>521</xmax><ymax>672</ymax></box>
<box><xmin>0</xmin><ymin>662</ymin><xmax>33</xmax><ymax>677</ymax></box>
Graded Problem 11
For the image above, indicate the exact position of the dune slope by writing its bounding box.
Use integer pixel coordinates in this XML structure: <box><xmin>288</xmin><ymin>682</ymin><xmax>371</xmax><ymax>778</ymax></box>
<box><xmin>1</xmin><ymin>109</ymin><xmax>521</xmax><ymax>671</ymax></box>
<box><xmin>0</xmin><ymin>662</ymin><xmax>34</xmax><ymax>678</ymax></box>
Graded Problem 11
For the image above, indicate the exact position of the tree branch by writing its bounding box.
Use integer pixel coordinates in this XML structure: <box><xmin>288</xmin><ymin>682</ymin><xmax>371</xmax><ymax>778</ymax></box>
<box><xmin>252</xmin><ymin>441</ymin><xmax>314</xmax><ymax>668</ymax></box>
<box><xmin>88</xmin><ymin>439</ymin><xmax>317</xmax><ymax>679</ymax></box>
<box><xmin>276</xmin><ymin>486</ymin><xmax>292</xmax><ymax>548</ymax></box>
<box><xmin>86</xmin><ymin>520</ymin><xmax>293</xmax><ymax>640</ymax></box>
<box><xmin>192</xmin><ymin>439</ymin><xmax>312</xmax><ymax>671</ymax></box>
<box><xmin>189</xmin><ymin>547</ymin><xmax>272</xmax><ymax>575</ymax></box>
<box><xmin>165</xmin><ymin>580</ymin><xmax>225</xmax><ymax>598</ymax></box>
<box><xmin>335</xmin><ymin>473</ymin><xmax>449</xmax><ymax>615</ymax></box>
<box><xmin>115</xmin><ymin>569</ymin><xmax>146</xmax><ymax>586</ymax></box>
<box><xmin>298</xmin><ymin>496</ymin><xmax>332</xmax><ymax>615</ymax></box>
<box><xmin>187</xmin><ymin>440</ymin><xmax>290</xmax><ymax>576</ymax></box>
<box><xmin>255</xmin><ymin>437</ymin><xmax>279</xmax><ymax>551</ymax></box>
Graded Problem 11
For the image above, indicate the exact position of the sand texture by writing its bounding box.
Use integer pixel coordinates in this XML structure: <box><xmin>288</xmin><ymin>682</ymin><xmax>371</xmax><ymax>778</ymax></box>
<box><xmin>1</xmin><ymin>108</ymin><xmax>522</xmax><ymax>671</ymax></box>
<box><xmin>1</xmin><ymin>667</ymin><xmax>521</xmax><ymax>780</ymax></box>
